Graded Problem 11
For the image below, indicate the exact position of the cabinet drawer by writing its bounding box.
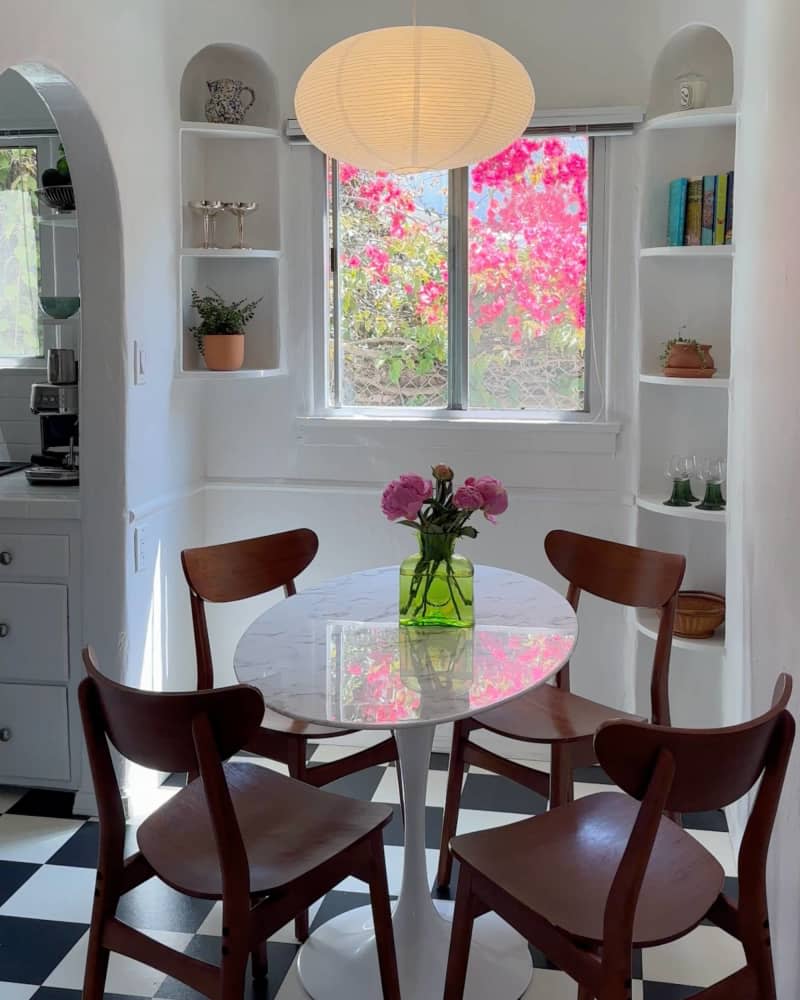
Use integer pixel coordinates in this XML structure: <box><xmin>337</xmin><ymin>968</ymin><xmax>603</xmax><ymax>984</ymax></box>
<box><xmin>0</xmin><ymin>534</ymin><xmax>69</xmax><ymax>579</ymax></box>
<box><xmin>0</xmin><ymin>583</ymin><xmax>69</xmax><ymax>683</ymax></box>
<box><xmin>0</xmin><ymin>684</ymin><xmax>70</xmax><ymax>782</ymax></box>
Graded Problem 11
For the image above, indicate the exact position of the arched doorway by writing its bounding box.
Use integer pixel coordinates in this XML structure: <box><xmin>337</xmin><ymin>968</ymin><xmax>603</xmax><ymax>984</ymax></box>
<box><xmin>0</xmin><ymin>64</ymin><xmax>126</xmax><ymax>812</ymax></box>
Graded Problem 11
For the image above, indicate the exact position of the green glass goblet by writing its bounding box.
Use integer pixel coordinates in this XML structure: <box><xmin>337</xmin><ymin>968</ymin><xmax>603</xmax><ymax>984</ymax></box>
<box><xmin>664</xmin><ymin>478</ymin><xmax>695</xmax><ymax>507</ymax></box>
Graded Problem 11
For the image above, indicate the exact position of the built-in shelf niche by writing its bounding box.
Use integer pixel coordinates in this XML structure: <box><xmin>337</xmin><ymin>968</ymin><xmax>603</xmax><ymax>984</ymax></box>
<box><xmin>648</xmin><ymin>25</ymin><xmax>734</xmax><ymax>119</ymax></box>
<box><xmin>179</xmin><ymin>254</ymin><xmax>280</xmax><ymax>376</ymax></box>
<box><xmin>638</xmin><ymin>259</ymin><xmax>732</xmax><ymax>376</ymax></box>
<box><xmin>179</xmin><ymin>129</ymin><xmax>280</xmax><ymax>251</ymax></box>
<box><xmin>180</xmin><ymin>43</ymin><xmax>278</xmax><ymax>130</ymax></box>
<box><xmin>640</xmin><ymin>125</ymin><xmax>736</xmax><ymax>251</ymax></box>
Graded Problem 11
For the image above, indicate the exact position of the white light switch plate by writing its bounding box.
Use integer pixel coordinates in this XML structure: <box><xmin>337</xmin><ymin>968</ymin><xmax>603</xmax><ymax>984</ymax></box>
<box><xmin>134</xmin><ymin>526</ymin><xmax>146</xmax><ymax>573</ymax></box>
<box><xmin>133</xmin><ymin>340</ymin><xmax>146</xmax><ymax>385</ymax></box>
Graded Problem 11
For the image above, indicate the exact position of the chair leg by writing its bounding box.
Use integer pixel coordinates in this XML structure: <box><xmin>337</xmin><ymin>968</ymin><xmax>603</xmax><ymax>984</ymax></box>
<box><xmin>577</xmin><ymin>987</ymin><xmax>594</xmax><ymax>1000</ymax></box>
<box><xmin>82</xmin><ymin>869</ymin><xmax>119</xmax><ymax>1000</ymax></box>
<box><xmin>82</xmin><ymin>918</ymin><xmax>111</xmax><ymax>1000</ymax></box>
<box><xmin>443</xmin><ymin>869</ymin><xmax>476</xmax><ymax>1000</ymax></box>
<box><xmin>549</xmin><ymin>741</ymin><xmax>574</xmax><ymax>810</ymax></box>
<box><xmin>366</xmin><ymin>832</ymin><xmax>401</xmax><ymax>1000</ymax></box>
<box><xmin>220</xmin><ymin>948</ymin><xmax>249</xmax><ymax>1000</ymax></box>
<box><xmin>251</xmin><ymin>939</ymin><xmax>268</xmax><ymax>981</ymax></box>
<box><xmin>436</xmin><ymin>722</ymin><xmax>468</xmax><ymax>891</ymax></box>
<box><xmin>287</xmin><ymin>738</ymin><xmax>311</xmax><ymax>942</ymax></box>
<box><xmin>396</xmin><ymin>755</ymin><xmax>405</xmax><ymax>825</ymax></box>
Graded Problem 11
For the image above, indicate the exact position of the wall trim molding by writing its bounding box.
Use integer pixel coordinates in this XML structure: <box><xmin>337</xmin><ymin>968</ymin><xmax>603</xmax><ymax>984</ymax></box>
<box><xmin>128</xmin><ymin>482</ymin><xmax>206</xmax><ymax>524</ymax></box>
<box><xmin>205</xmin><ymin>477</ymin><xmax>635</xmax><ymax>506</ymax></box>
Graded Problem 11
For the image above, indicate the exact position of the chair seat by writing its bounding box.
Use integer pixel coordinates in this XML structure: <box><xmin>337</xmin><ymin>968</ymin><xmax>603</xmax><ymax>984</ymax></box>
<box><xmin>260</xmin><ymin>704</ymin><xmax>356</xmax><ymax>740</ymax></box>
<box><xmin>451</xmin><ymin>792</ymin><xmax>724</xmax><ymax>947</ymax></box>
<box><xmin>474</xmin><ymin>683</ymin><xmax>643</xmax><ymax>744</ymax></box>
<box><xmin>138</xmin><ymin>762</ymin><xmax>392</xmax><ymax>899</ymax></box>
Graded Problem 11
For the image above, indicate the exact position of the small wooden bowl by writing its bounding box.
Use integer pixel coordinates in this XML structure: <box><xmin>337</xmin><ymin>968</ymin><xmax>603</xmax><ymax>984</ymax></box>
<box><xmin>674</xmin><ymin>591</ymin><xmax>725</xmax><ymax>639</ymax></box>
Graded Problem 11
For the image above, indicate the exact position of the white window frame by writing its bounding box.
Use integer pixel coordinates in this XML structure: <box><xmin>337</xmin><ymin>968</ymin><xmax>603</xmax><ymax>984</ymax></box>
<box><xmin>319</xmin><ymin>133</ymin><xmax>610</xmax><ymax>423</ymax></box>
<box><xmin>0</xmin><ymin>133</ymin><xmax>54</xmax><ymax>368</ymax></box>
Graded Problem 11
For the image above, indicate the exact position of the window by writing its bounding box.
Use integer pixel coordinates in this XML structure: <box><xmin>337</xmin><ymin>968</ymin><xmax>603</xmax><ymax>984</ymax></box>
<box><xmin>327</xmin><ymin>133</ymin><xmax>602</xmax><ymax>416</ymax></box>
<box><xmin>0</xmin><ymin>144</ymin><xmax>41</xmax><ymax>360</ymax></box>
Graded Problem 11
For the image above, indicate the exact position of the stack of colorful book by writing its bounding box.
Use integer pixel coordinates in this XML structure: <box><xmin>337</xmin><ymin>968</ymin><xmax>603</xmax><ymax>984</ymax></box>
<box><xmin>667</xmin><ymin>173</ymin><xmax>734</xmax><ymax>247</ymax></box>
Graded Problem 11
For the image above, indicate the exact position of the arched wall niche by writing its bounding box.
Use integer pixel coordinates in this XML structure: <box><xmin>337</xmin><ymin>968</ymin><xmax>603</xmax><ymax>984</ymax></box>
<box><xmin>3</xmin><ymin>62</ymin><xmax>127</xmax><ymax>705</ymax></box>
<box><xmin>180</xmin><ymin>43</ymin><xmax>278</xmax><ymax>129</ymax></box>
<box><xmin>649</xmin><ymin>25</ymin><xmax>735</xmax><ymax>117</ymax></box>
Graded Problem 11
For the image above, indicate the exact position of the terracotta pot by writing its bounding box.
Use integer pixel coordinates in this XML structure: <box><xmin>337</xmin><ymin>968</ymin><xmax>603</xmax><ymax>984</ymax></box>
<box><xmin>662</xmin><ymin>341</ymin><xmax>716</xmax><ymax>377</ymax></box>
<box><xmin>203</xmin><ymin>333</ymin><xmax>245</xmax><ymax>371</ymax></box>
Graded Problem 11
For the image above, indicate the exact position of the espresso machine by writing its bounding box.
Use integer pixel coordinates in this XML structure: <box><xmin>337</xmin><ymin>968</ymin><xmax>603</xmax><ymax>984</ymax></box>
<box><xmin>27</xmin><ymin>349</ymin><xmax>79</xmax><ymax>486</ymax></box>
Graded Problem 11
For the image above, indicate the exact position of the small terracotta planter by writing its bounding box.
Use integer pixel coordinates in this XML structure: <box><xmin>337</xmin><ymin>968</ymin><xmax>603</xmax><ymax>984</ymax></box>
<box><xmin>203</xmin><ymin>333</ymin><xmax>245</xmax><ymax>371</ymax></box>
<box><xmin>662</xmin><ymin>341</ymin><xmax>716</xmax><ymax>378</ymax></box>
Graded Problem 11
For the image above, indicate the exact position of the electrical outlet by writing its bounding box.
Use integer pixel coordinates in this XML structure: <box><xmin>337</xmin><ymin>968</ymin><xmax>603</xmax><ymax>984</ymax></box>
<box><xmin>133</xmin><ymin>340</ymin><xmax>146</xmax><ymax>385</ymax></box>
<box><xmin>134</xmin><ymin>526</ymin><xmax>146</xmax><ymax>573</ymax></box>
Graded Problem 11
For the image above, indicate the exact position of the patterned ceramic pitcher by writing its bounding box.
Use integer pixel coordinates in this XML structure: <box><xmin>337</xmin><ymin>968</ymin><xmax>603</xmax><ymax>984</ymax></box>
<box><xmin>204</xmin><ymin>79</ymin><xmax>256</xmax><ymax>125</ymax></box>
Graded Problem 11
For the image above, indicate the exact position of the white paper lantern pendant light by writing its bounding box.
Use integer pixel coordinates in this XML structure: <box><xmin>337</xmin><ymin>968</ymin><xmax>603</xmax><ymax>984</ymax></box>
<box><xmin>295</xmin><ymin>0</ymin><xmax>535</xmax><ymax>174</ymax></box>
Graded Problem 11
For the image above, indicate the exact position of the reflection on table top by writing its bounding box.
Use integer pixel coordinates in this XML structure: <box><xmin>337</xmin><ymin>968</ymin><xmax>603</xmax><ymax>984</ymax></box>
<box><xmin>234</xmin><ymin>565</ymin><xmax>578</xmax><ymax>729</ymax></box>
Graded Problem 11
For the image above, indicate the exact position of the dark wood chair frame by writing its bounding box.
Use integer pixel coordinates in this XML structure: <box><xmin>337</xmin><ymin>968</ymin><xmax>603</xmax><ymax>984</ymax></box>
<box><xmin>181</xmin><ymin>528</ymin><xmax>401</xmax><ymax>940</ymax></box>
<box><xmin>444</xmin><ymin>674</ymin><xmax>795</xmax><ymax>1000</ymax></box>
<box><xmin>79</xmin><ymin>647</ymin><xmax>401</xmax><ymax>1000</ymax></box>
<box><xmin>436</xmin><ymin>529</ymin><xmax>686</xmax><ymax>890</ymax></box>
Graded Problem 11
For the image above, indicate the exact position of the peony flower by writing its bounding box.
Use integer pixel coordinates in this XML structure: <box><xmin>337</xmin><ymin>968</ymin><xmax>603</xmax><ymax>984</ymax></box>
<box><xmin>453</xmin><ymin>484</ymin><xmax>485</xmax><ymax>511</ymax></box>
<box><xmin>465</xmin><ymin>476</ymin><xmax>509</xmax><ymax>522</ymax></box>
<box><xmin>381</xmin><ymin>473</ymin><xmax>432</xmax><ymax>521</ymax></box>
<box><xmin>432</xmin><ymin>464</ymin><xmax>454</xmax><ymax>482</ymax></box>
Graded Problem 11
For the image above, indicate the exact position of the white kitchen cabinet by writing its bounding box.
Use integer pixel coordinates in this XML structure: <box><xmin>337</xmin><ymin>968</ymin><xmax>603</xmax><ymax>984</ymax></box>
<box><xmin>0</xmin><ymin>683</ymin><xmax>70</xmax><ymax>782</ymax></box>
<box><xmin>0</xmin><ymin>533</ymin><xmax>69</xmax><ymax>579</ymax></box>
<box><xmin>0</xmin><ymin>582</ymin><xmax>69</xmax><ymax>683</ymax></box>
<box><xmin>0</xmin><ymin>512</ymin><xmax>80</xmax><ymax>791</ymax></box>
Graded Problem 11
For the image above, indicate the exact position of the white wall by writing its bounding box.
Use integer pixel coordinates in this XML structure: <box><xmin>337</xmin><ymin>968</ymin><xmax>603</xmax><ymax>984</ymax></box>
<box><xmin>202</xmin><ymin>0</ymin><xmax>741</xmax><ymax>714</ymax></box>
<box><xmin>728</xmin><ymin>1</ymin><xmax>800</xmax><ymax>996</ymax></box>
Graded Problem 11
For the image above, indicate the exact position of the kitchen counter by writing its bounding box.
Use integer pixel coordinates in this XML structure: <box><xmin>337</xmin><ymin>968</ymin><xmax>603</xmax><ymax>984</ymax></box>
<box><xmin>0</xmin><ymin>470</ymin><xmax>80</xmax><ymax>519</ymax></box>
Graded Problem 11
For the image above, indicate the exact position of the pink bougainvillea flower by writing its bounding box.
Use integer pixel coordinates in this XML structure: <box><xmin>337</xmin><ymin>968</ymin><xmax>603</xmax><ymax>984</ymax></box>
<box><xmin>452</xmin><ymin>484</ymin><xmax>485</xmax><ymax>511</ymax></box>
<box><xmin>465</xmin><ymin>476</ymin><xmax>509</xmax><ymax>522</ymax></box>
<box><xmin>381</xmin><ymin>474</ymin><xmax>432</xmax><ymax>521</ymax></box>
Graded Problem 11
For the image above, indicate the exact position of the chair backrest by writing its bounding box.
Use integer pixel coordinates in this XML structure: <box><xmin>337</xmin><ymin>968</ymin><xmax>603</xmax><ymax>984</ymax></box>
<box><xmin>544</xmin><ymin>530</ymin><xmax>686</xmax><ymax>724</ymax></box>
<box><xmin>595</xmin><ymin>674</ymin><xmax>794</xmax><ymax>814</ymax></box>
<box><xmin>545</xmin><ymin>530</ymin><xmax>686</xmax><ymax>610</ymax></box>
<box><xmin>181</xmin><ymin>528</ymin><xmax>319</xmax><ymax>689</ymax></box>
<box><xmin>595</xmin><ymin>675</ymin><xmax>794</xmax><ymax>983</ymax></box>
<box><xmin>81</xmin><ymin>646</ymin><xmax>265</xmax><ymax>774</ymax></box>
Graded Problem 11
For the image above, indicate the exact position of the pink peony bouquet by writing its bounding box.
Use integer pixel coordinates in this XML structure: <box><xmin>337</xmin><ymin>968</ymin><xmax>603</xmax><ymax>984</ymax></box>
<box><xmin>381</xmin><ymin>464</ymin><xmax>508</xmax><ymax>537</ymax></box>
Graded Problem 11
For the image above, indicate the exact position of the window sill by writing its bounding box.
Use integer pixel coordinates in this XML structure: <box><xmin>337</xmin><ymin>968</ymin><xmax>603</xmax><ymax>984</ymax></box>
<box><xmin>296</xmin><ymin>414</ymin><xmax>622</xmax><ymax>455</ymax></box>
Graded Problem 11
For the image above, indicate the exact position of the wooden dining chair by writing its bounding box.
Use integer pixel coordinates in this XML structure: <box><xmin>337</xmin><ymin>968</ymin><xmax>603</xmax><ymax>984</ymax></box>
<box><xmin>182</xmin><ymin>528</ymin><xmax>400</xmax><ymax>940</ymax></box>
<box><xmin>436</xmin><ymin>529</ymin><xmax>686</xmax><ymax>891</ymax></box>
<box><xmin>79</xmin><ymin>647</ymin><xmax>401</xmax><ymax>1000</ymax></box>
<box><xmin>444</xmin><ymin>674</ymin><xmax>795</xmax><ymax>1000</ymax></box>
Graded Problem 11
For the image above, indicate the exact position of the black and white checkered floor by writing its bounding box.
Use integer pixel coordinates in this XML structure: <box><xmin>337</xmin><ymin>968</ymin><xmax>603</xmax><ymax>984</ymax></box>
<box><xmin>0</xmin><ymin>746</ymin><xmax>745</xmax><ymax>999</ymax></box>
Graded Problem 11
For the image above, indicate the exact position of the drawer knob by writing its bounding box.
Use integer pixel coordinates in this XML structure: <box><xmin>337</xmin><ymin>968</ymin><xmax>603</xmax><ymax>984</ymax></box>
<box><xmin>0</xmin><ymin>728</ymin><xmax>11</xmax><ymax>743</ymax></box>
<box><xmin>0</xmin><ymin>552</ymin><xmax>12</xmax><ymax>566</ymax></box>
<box><xmin>0</xmin><ymin>624</ymin><xmax>9</xmax><ymax>638</ymax></box>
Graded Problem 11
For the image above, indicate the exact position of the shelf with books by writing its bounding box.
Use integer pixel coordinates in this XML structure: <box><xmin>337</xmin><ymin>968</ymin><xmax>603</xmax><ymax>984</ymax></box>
<box><xmin>667</xmin><ymin>171</ymin><xmax>733</xmax><ymax>248</ymax></box>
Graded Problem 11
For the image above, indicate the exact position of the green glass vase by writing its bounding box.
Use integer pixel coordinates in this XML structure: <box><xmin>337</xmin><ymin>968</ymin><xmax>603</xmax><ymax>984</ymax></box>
<box><xmin>399</xmin><ymin>533</ymin><xmax>474</xmax><ymax>628</ymax></box>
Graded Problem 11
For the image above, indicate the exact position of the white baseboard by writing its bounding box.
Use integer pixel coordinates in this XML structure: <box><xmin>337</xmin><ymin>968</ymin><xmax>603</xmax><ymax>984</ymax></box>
<box><xmin>73</xmin><ymin>789</ymin><xmax>97</xmax><ymax>817</ymax></box>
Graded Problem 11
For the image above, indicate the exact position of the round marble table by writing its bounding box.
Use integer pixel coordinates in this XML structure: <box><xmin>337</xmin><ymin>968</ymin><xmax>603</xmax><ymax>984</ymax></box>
<box><xmin>235</xmin><ymin>565</ymin><xmax>578</xmax><ymax>1000</ymax></box>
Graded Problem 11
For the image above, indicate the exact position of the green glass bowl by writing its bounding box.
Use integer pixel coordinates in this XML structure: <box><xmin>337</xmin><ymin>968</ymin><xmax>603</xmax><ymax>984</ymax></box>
<box><xmin>39</xmin><ymin>296</ymin><xmax>80</xmax><ymax>320</ymax></box>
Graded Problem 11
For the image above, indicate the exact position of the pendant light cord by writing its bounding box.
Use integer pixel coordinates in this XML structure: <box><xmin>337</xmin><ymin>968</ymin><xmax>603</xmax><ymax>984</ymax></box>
<box><xmin>411</xmin><ymin>0</ymin><xmax>417</xmax><ymax>25</ymax></box>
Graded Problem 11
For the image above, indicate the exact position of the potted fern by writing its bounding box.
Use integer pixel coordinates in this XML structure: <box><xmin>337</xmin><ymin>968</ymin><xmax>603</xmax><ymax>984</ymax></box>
<box><xmin>189</xmin><ymin>287</ymin><xmax>262</xmax><ymax>371</ymax></box>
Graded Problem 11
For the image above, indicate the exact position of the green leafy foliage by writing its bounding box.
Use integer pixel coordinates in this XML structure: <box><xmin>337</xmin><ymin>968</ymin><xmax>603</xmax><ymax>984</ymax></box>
<box><xmin>188</xmin><ymin>286</ymin><xmax>262</xmax><ymax>355</ymax></box>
